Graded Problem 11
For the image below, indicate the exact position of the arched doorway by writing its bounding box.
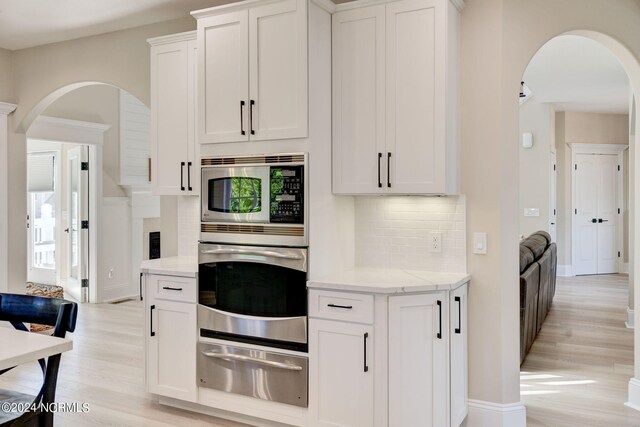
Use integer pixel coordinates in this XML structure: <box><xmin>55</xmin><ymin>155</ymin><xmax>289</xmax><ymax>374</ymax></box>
<box><xmin>516</xmin><ymin>31</ymin><xmax>640</xmax><ymax>424</ymax></box>
<box><xmin>14</xmin><ymin>82</ymin><xmax>158</xmax><ymax>303</ymax></box>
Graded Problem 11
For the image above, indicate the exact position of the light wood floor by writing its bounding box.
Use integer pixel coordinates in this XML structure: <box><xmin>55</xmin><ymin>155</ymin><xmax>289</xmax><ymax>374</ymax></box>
<box><xmin>0</xmin><ymin>299</ymin><xmax>249</xmax><ymax>426</ymax></box>
<box><xmin>522</xmin><ymin>274</ymin><xmax>640</xmax><ymax>426</ymax></box>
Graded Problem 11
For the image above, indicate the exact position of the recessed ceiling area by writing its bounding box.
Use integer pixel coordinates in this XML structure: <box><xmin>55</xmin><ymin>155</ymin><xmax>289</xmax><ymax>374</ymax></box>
<box><xmin>0</xmin><ymin>0</ymin><xmax>238</xmax><ymax>51</ymax></box>
<box><xmin>523</xmin><ymin>35</ymin><xmax>631</xmax><ymax>114</ymax></box>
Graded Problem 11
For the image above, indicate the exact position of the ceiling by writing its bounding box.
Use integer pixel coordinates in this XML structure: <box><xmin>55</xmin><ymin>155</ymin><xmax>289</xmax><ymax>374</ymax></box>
<box><xmin>523</xmin><ymin>35</ymin><xmax>630</xmax><ymax>114</ymax></box>
<box><xmin>0</xmin><ymin>0</ymin><xmax>236</xmax><ymax>51</ymax></box>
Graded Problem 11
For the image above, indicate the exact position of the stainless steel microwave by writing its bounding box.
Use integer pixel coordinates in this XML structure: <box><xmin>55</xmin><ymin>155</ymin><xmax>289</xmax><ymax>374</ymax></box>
<box><xmin>200</xmin><ymin>153</ymin><xmax>308</xmax><ymax>246</ymax></box>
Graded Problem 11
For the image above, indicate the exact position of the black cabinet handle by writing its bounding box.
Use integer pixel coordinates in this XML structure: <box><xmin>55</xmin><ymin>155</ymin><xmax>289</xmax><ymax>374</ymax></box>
<box><xmin>591</xmin><ymin>218</ymin><xmax>597</xmax><ymax>223</ymax></box>
<box><xmin>180</xmin><ymin>162</ymin><xmax>185</xmax><ymax>191</ymax></box>
<box><xmin>598</xmin><ymin>218</ymin><xmax>608</xmax><ymax>223</ymax></box>
<box><xmin>437</xmin><ymin>300</ymin><xmax>442</xmax><ymax>339</ymax></box>
<box><xmin>187</xmin><ymin>162</ymin><xmax>193</xmax><ymax>191</ymax></box>
<box><xmin>377</xmin><ymin>153</ymin><xmax>382</xmax><ymax>188</ymax></box>
<box><xmin>162</xmin><ymin>286</ymin><xmax>183</xmax><ymax>291</ymax></box>
<box><xmin>363</xmin><ymin>332</ymin><xmax>369</xmax><ymax>372</ymax></box>
<box><xmin>139</xmin><ymin>273</ymin><xmax>143</xmax><ymax>302</ymax></box>
<box><xmin>240</xmin><ymin>100</ymin><xmax>246</xmax><ymax>135</ymax></box>
<box><xmin>455</xmin><ymin>296</ymin><xmax>461</xmax><ymax>334</ymax></box>
<box><xmin>387</xmin><ymin>152</ymin><xmax>391</xmax><ymax>188</ymax></box>
<box><xmin>327</xmin><ymin>303</ymin><xmax>353</xmax><ymax>309</ymax></box>
<box><xmin>150</xmin><ymin>305</ymin><xmax>155</xmax><ymax>337</ymax></box>
<box><xmin>250</xmin><ymin>100</ymin><xmax>255</xmax><ymax>135</ymax></box>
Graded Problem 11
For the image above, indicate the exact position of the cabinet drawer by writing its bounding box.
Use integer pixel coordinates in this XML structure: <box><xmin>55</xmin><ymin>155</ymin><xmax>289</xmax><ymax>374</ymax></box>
<box><xmin>309</xmin><ymin>290</ymin><xmax>374</xmax><ymax>324</ymax></box>
<box><xmin>148</xmin><ymin>274</ymin><xmax>196</xmax><ymax>303</ymax></box>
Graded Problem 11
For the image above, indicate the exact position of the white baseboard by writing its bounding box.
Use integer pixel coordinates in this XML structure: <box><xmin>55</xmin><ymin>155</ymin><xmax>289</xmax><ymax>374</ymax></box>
<box><xmin>463</xmin><ymin>399</ymin><xmax>526</xmax><ymax>427</ymax></box>
<box><xmin>557</xmin><ymin>265</ymin><xmax>574</xmax><ymax>277</ymax></box>
<box><xmin>626</xmin><ymin>307</ymin><xmax>635</xmax><ymax>329</ymax></box>
<box><xmin>626</xmin><ymin>378</ymin><xmax>640</xmax><ymax>411</ymax></box>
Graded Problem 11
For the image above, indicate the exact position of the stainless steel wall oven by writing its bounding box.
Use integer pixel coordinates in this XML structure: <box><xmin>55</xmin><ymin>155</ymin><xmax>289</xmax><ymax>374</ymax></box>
<box><xmin>197</xmin><ymin>242</ymin><xmax>309</xmax><ymax>406</ymax></box>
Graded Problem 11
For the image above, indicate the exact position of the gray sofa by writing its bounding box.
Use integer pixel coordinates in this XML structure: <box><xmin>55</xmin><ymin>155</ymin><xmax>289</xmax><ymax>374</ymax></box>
<box><xmin>519</xmin><ymin>231</ymin><xmax>557</xmax><ymax>364</ymax></box>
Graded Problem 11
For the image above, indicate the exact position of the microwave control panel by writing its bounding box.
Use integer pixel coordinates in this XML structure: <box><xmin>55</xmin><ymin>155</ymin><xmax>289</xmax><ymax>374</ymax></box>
<box><xmin>270</xmin><ymin>166</ymin><xmax>304</xmax><ymax>224</ymax></box>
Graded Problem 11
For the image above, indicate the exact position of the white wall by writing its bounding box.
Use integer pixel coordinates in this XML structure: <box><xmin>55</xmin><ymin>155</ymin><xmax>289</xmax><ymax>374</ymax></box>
<box><xmin>43</xmin><ymin>85</ymin><xmax>125</xmax><ymax>197</ymax></box>
<box><xmin>5</xmin><ymin>17</ymin><xmax>195</xmax><ymax>293</ymax></box>
<box><xmin>100</xmin><ymin>197</ymin><xmax>132</xmax><ymax>301</ymax></box>
<box><xmin>519</xmin><ymin>97</ymin><xmax>555</xmax><ymax>238</ymax></box>
<box><xmin>177</xmin><ymin>196</ymin><xmax>199</xmax><ymax>258</ymax></box>
<box><xmin>354</xmin><ymin>196</ymin><xmax>466</xmax><ymax>272</ymax></box>
<box><xmin>0</xmin><ymin>48</ymin><xmax>12</xmax><ymax>102</ymax></box>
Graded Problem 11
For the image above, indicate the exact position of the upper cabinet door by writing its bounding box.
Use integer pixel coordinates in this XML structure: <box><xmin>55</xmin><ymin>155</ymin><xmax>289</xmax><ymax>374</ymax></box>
<box><xmin>386</xmin><ymin>0</ymin><xmax>445</xmax><ymax>193</ymax></box>
<box><xmin>248</xmin><ymin>0</ymin><xmax>308</xmax><ymax>141</ymax></box>
<box><xmin>151</xmin><ymin>41</ymin><xmax>189</xmax><ymax>195</ymax></box>
<box><xmin>198</xmin><ymin>10</ymin><xmax>249</xmax><ymax>144</ymax></box>
<box><xmin>332</xmin><ymin>5</ymin><xmax>386</xmax><ymax>194</ymax></box>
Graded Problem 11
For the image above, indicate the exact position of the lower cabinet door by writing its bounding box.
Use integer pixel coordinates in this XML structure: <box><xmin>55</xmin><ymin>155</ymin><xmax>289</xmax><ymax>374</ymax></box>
<box><xmin>147</xmin><ymin>299</ymin><xmax>197</xmax><ymax>402</ymax></box>
<box><xmin>309</xmin><ymin>319</ymin><xmax>374</xmax><ymax>427</ymax></box>
<box><xmin>450</xmin><ymin>284</ymin><xmax>468</xmax><ymax>427</ymax></box>
<box><xmin>389</xmin><ymin>293</ymin><xmax>448</xmax><ymax>427</ymax></box>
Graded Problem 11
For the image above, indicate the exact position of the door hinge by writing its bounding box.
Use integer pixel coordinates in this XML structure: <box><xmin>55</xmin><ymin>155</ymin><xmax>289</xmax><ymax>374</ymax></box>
<box><xmin>575</xmin><ymin>164</ymin><xmax>577</xmax><ymax>170</ymax></box>
<box><xmin>618</xmin><ymin>165</ymin><xmax>621</xmax><ymax>171</ymax></box>
<box><xmin>618</xmin><ymin>208</ymin><xmax>621</xmax><ymax>214</ymax></box>
<box><xmin>81</xmin><ymin>220</ymin><xmax>89</xmax><ymax>229</ymax></box>
<box><xmin>618</xmin><ymin>251</ymin><xmax>621</xmax><ymax>258</ymax></box>
<box><xmin>575</xmin><ymin>209</ymin><xmax>577</xmax><ymax>214</ymax></box>
<box><xmin>81</xmin><ymin>162</ymin><xmax>89</xmax><ymax>171</ymax></box>
<box><xmin>554</xmin><ymin>209</ymin><xmax>556</xmax><ymax>215</ymax></box>
<box><xmin>81</xmin><ymin>279</ymin><xmax>89</xmax><ymax>288</ymax></box>
<box><xmin>554</xmin><ymin>164</ymin><xmax>556</xmax><ymax>171</ymax></box>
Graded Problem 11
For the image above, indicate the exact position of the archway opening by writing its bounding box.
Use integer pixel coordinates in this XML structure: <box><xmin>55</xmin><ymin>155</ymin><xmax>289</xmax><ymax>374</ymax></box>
<box><xmin>517</xmin><ymin>32</ymin><xmax>640</xmax><ymax>424</ymax></box>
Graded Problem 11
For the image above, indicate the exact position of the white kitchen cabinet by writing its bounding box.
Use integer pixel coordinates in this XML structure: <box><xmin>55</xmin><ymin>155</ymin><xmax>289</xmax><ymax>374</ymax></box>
<box><xmin>149</xmin><ymin>32</ymin><xmax>198</xmax><ymax>195</ymax></box>
<box><xmin>332</xmin><ymin>0</ymin><xmax>460</xmax><ymax>195</ymax></box>
<box><xmin>194</xmin><ymin>0</ymin><xmax>308</xmax><ymax>144</ymax></box>
<box><xmin>309</xmin><ymin>319</ymin><xmax>374</xmax><ymax>427</ymax></box>
<box><xmin>450</xmin><ymin>283</ymin><xmax>468</xmax><ymax>427</ymax></box>
<box><xmin>389</xmin><ymin>292</ymin><xmax>448</xmax><ymax>427</ymax></box>
<box><xmin>144</xmin><ymin>273</ymin><xmax>197</xmax><ymax>403</ymax></box>
<box><xmin>308</xmin><ymin>280</ymin><xmax>468</xmax><ymax>427</ymax></box>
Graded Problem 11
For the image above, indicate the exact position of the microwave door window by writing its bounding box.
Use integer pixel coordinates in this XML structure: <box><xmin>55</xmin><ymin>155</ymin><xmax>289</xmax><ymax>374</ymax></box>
<box><xmin>209</xmin><ymin>177</ymin><xmax>262</xmax><ymax>213</ymax></box>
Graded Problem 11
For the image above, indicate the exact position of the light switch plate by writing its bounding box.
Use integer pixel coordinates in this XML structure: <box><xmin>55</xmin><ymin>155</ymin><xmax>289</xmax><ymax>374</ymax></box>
<box><xmin>524</xmin><ymin>208</ymin><xmax>540</xmax><ymax>217</ymax></box>
<box><xmin>473</xmin><ymin>232</ymin><xmax>487</xmax><ymax>255</ymax></box>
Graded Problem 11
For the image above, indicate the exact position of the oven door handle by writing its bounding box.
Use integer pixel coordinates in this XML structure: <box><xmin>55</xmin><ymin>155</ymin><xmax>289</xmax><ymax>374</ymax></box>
<box><xmin>202</xmin><ymin>351</ymin><xmax>303</xmax><ymax>371</ymax></box>
<box><xmin>200</xmin><ymin>248</ymin><xmax>303</xmax><ymax>260</ymax></box>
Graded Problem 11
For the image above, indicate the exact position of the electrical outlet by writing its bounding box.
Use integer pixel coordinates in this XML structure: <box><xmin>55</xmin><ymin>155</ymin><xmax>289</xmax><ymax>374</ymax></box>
<box><xmin>429</xmin><ymin>232</ymin><xmax>442</xmax><ymax>253</ymax></box>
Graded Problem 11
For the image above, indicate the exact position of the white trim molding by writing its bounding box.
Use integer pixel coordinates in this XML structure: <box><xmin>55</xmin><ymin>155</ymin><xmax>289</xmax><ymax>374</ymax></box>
<box><xmin>465</xmin><ymin>399</ymin><xmax>526</xmax><ymax>427</ymax></box>
<box><xmin>147</xmin><ymin>30</ymin><xmax>196</xmax><ymax>47</ymax></box>
<box><xmin>626</xmin><ymin>378</ymin><xmax>640</xmax><ymax>411</ymax></box>
<box><xmin>0</xmin><ymin>102</ymin><xmax>16</xmax><ymax>294</ymax></box>
<box><xmin>28</xmin><ymin>116</ymin><xmax>110</xmax><ymax>146</ymax></box>
<box><xmin>627</xmin><ymin>307</ymin><xmax>635</xmax><ymax>329</ymax></box>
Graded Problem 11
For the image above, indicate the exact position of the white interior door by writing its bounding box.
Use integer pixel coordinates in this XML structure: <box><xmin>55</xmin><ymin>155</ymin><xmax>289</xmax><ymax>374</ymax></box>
<box><xmin>549</xmin><ymin>152</ymin><xmax>557</xmax><ymax>242</ymax></box>
<box><xmin>573</xmin><ymin>153</ymin><xmax>619</xmax><ymax>275</ymax></box>
<box><xmin>66</xmin><ymin>146</ymin><xmax>89</xmax><ymax>302</ymax></box>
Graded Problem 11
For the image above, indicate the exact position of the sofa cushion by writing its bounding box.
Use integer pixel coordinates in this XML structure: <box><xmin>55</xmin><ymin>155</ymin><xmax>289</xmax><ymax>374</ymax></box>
<box><xmin>519</xmin><ymin>246</ymin><xmax>534</xmax><ymax>273</ymax></box>
<box><xmin>533</xmin><ymin>230</ymin><xmax>551</xmax><ymax>245</ymax></box>
<box><xmin>520</xmin><ymin>262</ymin><xmax>540</xmax><ymax>364</ymax></box>
<box><xmin>535</xmin><ymin>249</ymin><xmax>552</xmax><ymax>334</ymax></box>
<box><xmin>521</xmin><ymin>234</ymin><xmax>548</xmax><ymax>259</ymax></box>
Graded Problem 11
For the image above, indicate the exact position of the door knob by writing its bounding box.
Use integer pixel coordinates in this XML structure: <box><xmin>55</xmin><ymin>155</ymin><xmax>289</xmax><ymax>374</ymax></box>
<box><xmin>591</xmin><ymin>218</ymin><xmax>597</xmax><ymax>223</ymax></box>
<box><xmin>64</xmin><ymin>228</ymin><xmax>70</xmax><ymax>233</ymax></box>
<box><xmin>598</xmin><ymin>218</ymin><xmax>608</xmax><ymax>223</ymax></box>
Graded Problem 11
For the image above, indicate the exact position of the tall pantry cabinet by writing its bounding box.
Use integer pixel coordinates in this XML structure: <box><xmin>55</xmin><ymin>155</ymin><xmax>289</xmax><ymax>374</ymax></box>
<box><xmin>332</xmin><ymin>0</ymin><xmax>462</xmax><ymax>195</ymax></box>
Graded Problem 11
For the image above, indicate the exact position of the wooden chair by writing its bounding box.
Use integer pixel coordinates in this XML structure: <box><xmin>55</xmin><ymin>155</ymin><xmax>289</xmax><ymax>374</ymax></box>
<box><xmin>0</xmin><ymin>293</ymin><xmax>78</xmax><ymax>427</ymax></box>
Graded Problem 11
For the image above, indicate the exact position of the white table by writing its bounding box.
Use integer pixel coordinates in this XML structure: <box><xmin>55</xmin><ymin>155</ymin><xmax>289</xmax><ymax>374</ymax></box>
<box><xmin>0</xmin><ymin>328</ymin><xmax>73</xmax><ymax>370</ymax></box>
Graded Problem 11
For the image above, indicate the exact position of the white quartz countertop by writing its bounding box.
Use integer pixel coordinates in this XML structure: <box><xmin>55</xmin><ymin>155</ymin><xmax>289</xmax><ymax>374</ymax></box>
<box><xmin>140</xmin><ymin>256</ymin><xmax>198</xmax><ymax>277</ymax></box>
<box><xmin>308</xmin><ymin>268</ymin><xmax>470</xmax><ymax>294</ymax></box>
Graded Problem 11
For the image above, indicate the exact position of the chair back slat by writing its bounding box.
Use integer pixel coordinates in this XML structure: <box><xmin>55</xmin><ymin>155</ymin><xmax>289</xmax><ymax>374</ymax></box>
<box><xmin>0</xmin><ymin>294</ymin><xmax>78</xmax><ymax>337</ymax></box>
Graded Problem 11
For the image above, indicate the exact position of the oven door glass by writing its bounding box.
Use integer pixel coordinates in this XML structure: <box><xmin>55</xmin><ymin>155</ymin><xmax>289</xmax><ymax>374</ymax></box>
<box><xmin>199</xmin><ymin>261</ymin><xmax>307</xmax><ymax>318</ymax></box>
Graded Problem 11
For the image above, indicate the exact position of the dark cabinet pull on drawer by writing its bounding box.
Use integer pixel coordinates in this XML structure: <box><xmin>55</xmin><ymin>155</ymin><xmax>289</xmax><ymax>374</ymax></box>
<box><xmin>327</xmin><ymin>303</ymin><xmax>353</xmax><ymax>309</ymax></box>
<box><xmin>150</xmin><ymin>305</ymin><xmax>155</xmax><ymax>337</ymax></box>
<box><xmin>162</xmin><ymin>286</ymin><xmax>183</xmax><ymax>291</ymax></box>
<box><xmin>455</xmin><ymin>296</ymin><xmax>462</xmax><ymax>334</ymax></box>
<box><xmin>437</xmin><ymin>300</ymin><xmax>442</xmax><ymax>339</ymax></box>
<box><xmin>363</xmin><ymin>332</ymin><xmax>369</xmax><ymax>372</ymax></box>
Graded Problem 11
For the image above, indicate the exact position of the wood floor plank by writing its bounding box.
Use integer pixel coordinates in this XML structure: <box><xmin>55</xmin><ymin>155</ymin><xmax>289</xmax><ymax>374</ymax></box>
<box><xmin>522</xmin><ymin>274</ymin><xmax>640</xmax><ymax>426</ymax></box>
